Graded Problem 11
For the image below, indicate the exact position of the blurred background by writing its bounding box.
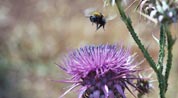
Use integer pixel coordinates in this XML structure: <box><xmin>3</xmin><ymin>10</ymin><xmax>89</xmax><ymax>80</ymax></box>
<box><xmin>0</xmin><ymin>0</ymin><xmax>178</xmax><ymax>98</ymax></box>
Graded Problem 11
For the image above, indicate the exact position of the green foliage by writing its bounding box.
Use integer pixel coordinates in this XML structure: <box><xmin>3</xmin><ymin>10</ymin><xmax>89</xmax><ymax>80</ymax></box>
<box><xmin>115</xmin><ymin>0</ymin><xmax>176</xmax><ymax>98</ymax></box>
<box><xmin>115</xmin><ymin>0</ymin><xmax>158</xmax><ymax>73</ymax></box>
<box><xmin>165</xmin><ymin>24</ymin><xmax>176</xmax><ymax>92</ymax></box>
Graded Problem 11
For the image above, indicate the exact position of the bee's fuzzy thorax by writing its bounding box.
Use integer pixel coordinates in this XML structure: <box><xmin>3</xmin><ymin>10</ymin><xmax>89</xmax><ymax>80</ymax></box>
<box><xmin>89</xmin><ymin>11</ymin><xmax>106</xmax><ymax>30</ymax></box>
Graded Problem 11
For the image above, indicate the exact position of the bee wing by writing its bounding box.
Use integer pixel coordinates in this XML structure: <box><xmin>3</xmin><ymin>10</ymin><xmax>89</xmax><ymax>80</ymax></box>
<box><xmin>105</xmin><ymin>13</ymin><xmax>117</xmax><ymax>21</ymax></box>
<box><xmin>103</xmin><ymin>0</ymin><xmax>115</xmax><ymax>7</ymax></box>
<box><xmin>102</xmin><ymin>5</ymin><xmax>117</xmax><ymax>21</ymax></box>
<box><xmin>84</xmin><ymin>8</ymin><xmax>97</xmax><ymax>17</ymax></box>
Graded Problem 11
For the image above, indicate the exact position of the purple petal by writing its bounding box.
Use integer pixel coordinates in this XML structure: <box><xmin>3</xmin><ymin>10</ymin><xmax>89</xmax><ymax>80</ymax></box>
<box><xmin>115</xmin><ymin>84</ymin><xmax>126</xmax><ymax>98</ymax></box>
<box><xmin>78</xmin><ymin>86</ymin><xmax>87</xmax><ymax>98</ymax></box>
<box><xmin>93</xmin><ymin>90</ymin><xmax>100</xmax><ymax>98</ymax></box>
<box><xmin>108</xmin><ymin>90</ymin><xmax>115</xmax><ymax>98</ymax></box>
<box><xmin>102</xmin><ymin>85</ymin><xmax>109</xmax><ymax>98</ymax></box>
<box><xmin>59</xmin><ymin>84</ymin><xmax>80</xmax><ymax>98</ymax></box>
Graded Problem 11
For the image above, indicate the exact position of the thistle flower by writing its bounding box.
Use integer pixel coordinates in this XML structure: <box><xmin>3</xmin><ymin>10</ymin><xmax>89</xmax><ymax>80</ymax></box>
<box><xmin>138</xmin><ymin>0</ymin><xmax>178</xmax><ymax>24</ymax></box>
<box><xmin>58</xmin><ymin>44</ymin><xmax>142</xmax><ymax>98</ymax></box>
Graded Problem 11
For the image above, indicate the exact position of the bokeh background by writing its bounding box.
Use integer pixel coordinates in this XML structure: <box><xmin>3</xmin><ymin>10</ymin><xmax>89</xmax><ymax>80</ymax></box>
<box><xmin>0</xmin><ymin>0</ymin><xmax>178</xmax><ymax>98</ymax></box>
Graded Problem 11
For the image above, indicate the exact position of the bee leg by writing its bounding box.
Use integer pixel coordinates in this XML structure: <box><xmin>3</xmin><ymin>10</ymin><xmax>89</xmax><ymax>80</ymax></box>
<box><xmin>97</xmin><ymin>24</ymin><xmax>102</xmax><ymax>30</ymax></box>
<box><xmin>102</xmin><ymin>24</ymin><xmax>105</xmax><ymax>30</ymax></box>
<box><xmin>96</xmin><ymin>23</ymin><xmax>99</xmax><ymax>30</ymax></box>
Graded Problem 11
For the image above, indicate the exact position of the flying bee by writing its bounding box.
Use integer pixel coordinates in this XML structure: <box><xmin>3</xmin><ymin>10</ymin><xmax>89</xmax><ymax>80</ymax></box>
<box><xmin>89</xmin><ymin>11</ymin><xmax>106</xmax><ymax>30</ymax></box>
<box><xmin>84</xmin><ymin>8</ymin><xmax>117</xmax><ymax>30</ymax></box>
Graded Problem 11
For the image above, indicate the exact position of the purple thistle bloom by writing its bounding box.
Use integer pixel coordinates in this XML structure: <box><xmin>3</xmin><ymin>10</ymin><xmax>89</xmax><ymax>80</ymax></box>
<box><xmin>59</xmin><ymin>44</ymin><xmax>141</xmax><ymax>98</ymax></box>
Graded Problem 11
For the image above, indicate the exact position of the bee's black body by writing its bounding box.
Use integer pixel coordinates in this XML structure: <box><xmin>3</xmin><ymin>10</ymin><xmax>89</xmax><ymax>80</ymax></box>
<box><xmin>89</xmin><ymin>12</ymin><xmax>106</xmax><ymax>30</ymax></box>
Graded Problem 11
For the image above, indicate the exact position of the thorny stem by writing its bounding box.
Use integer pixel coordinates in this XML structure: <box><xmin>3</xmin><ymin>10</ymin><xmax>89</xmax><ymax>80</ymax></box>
<box><xmin>115</xmin><ymin>0</ymin><xmax>158</xmax><ymax>73</ymax></box>
<box><xmin>115</xmin><ymin>0</ymin><xmax>175</xmax><ymax>98</ymax></box>
<box><xmin>165</xmin><ymin>24</ymin><xmax>176</xmax><ymax>92</ymax></box>
<box><xmin>157</xmin><ymin>73</ymin><xmax>166</xmax><ymax>98</ymax></box>
<box><xmin>157</xmin><ymin>25</ymin><xmax>166</xmax><ymax>73</ymax></box>
<box><xmin>155</xmin><ymin>24</ymin><xmax>167</xmax><ymax>98</ymax></box>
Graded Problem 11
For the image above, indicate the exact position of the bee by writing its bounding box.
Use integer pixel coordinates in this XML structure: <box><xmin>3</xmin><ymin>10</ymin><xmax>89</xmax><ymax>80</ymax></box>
<box><xmin>89</xmin><ymin>11</ymin><xmax>106</xmax><ymax>30</ymax></box>
<box><xmin>82</xmin><ymin>88</ymin><xmax>91</xmax><ymax>98</ymax></box>
<box><xmin>84</xmin><ymin>8</ymin><xmax>117</xmax><ymax>30</ymax></box>
<box><xmin>137</xmin><ymin>0</ymin><xmax>178</xmax><ymax>24</ymax></box>
<box><xmin>136</xmin><ymin>71</ymin><xmax>156</xmax><ymax>96</ymax></box>
<box><xmin>136</xmin><ymin>78</ymin><xmax>150</xmax><ymax>95</ymax></box>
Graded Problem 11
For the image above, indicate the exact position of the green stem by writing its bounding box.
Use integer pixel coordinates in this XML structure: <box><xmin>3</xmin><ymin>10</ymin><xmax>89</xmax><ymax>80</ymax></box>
<box><xmin>155</xmin><ymin>24</ymin><xmax>167</xmax><ymax>98</ymax></box>
<box><xmin>157</xmin><ymin>73</ymin><xmax>166</xmax><ymax>98</ymax></box>
<box><xmin>157</xmin><ymin>25</ymin><xmax>166</xmax><ymax>73</ymax></box>
<box><xmin>115</xmin><ymin>0</ymin><xmax>158</xmax><ymax>73</ymax></box>
<box><xmin>165</xmin><ymin>24</ymin><xmax>176</xmax><ymax>92</ymax></box>
<box><xmin>115</xmin><ymin>1</ymin><xmax>167</xmax><ymax>98</ymax></box>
